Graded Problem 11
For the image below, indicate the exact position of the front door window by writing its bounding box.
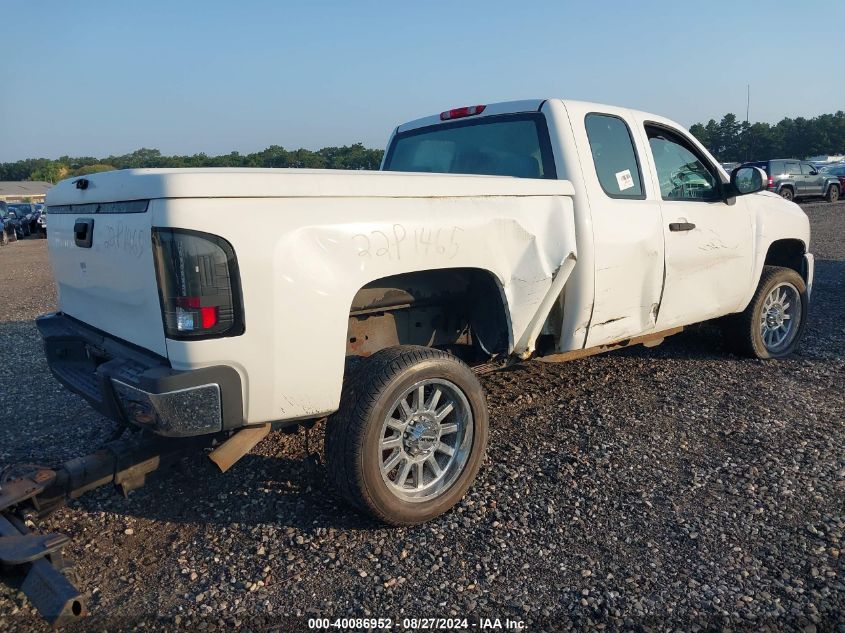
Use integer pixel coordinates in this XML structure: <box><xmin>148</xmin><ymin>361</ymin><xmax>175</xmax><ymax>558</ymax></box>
<box><xmin>646</xmin><ymin>126</ymin><xmax>721</xmax><ymax>201</ymax></box>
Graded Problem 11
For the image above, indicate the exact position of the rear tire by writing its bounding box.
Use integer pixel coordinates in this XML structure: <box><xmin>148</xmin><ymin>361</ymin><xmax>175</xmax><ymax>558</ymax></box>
<box><xmin>779</xmin><ymin>187</ymin><xmax>794</xmax><ymax>201</ymax></box>
<box><xmin>326</xmin><ymin>346</ymin><xmax>489</xmax><ymax>526</ymax></box>
<box><xmin>721</xmin><ymin>266</ymin><xmax>807</xmax><ymax>359</ymax></box>
<box><xmin>826</xmin><ymin>184</ymin><xmax>839</xmax><ymax>203</ymax></box>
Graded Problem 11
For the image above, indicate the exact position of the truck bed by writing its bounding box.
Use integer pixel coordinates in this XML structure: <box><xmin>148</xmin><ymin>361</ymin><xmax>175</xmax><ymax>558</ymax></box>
<box><xmin>47</xmin><ymin>168</ymin><xmax>575</xmax><ymax>203</ymax></box>
<box><xmin>45</xmin><ymin>168</ymin><xmax>578</xmax><ymax>424</ymax></box>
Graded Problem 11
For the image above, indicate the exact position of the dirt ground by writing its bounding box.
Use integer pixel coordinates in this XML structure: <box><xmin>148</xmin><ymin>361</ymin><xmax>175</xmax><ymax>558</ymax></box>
<box><xmin>0</xmin><ymin>202</ymin><xmax>843</xmax><ymax>631</ymax></box>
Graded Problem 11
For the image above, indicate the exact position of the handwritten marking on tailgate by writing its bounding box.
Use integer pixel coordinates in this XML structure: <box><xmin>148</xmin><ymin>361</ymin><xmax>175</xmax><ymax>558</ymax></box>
<box><xmin>102</xmin><ymin>222</ymin><xmax>146</xmax><ymax>258</ymax></box>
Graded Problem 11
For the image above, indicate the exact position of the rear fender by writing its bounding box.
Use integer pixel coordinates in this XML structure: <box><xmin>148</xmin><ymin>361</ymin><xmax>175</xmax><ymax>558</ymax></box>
<box><xmin>160</xmin><ymin>195</ymin><xmax>577</xmax><ymax>423</ymax></box>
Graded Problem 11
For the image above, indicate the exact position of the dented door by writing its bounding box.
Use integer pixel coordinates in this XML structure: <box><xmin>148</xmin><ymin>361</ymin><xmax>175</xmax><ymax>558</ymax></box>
<box><xmin>641</xmin><ymin>123</ymin><xmax>754</xmax><ymax>329</ymax></box>
<box><xmin>563</xmin><ymin>102</ymin><xmax>666</xmax><ymax>347</ymax></box>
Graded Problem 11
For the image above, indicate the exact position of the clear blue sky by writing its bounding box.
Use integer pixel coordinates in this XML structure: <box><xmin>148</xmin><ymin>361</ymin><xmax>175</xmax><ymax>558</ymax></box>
<box><xmin>2</xmin><ymin>0</ymin><xmax>842</xmax><ymax>162</ymax></box>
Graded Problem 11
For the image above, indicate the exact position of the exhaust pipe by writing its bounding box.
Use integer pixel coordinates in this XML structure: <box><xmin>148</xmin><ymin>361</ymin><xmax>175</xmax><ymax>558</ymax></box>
<box><xmin>207</xmin><ymin>424</ymin><xmax>271</xmax><ymax>473</ymax></box>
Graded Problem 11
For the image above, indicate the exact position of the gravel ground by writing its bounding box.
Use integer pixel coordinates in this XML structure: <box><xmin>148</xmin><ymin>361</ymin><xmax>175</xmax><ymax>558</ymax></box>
<box><xmin>0</xmin><ymin>203</ymin><xmax>843</xmax><ymax>632</ymax></box>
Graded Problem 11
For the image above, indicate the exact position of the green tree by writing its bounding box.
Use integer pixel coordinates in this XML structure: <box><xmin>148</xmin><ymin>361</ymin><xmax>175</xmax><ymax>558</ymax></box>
<box><xmin>29</xmin><ymin>161</ymin><xmax>68</xmax><ymax>183</ymax></box>
<box><xmin>689</xmin><ymin>123</ymin><xmax>709</xmax><ymax>148</ymax></box>
<box><xmin>72</xmin><ymin>164</ymin><xmax>116</xmax><ymax>176</ymax></box>
<box><xmin>689</xmin><ymin>110</ymin><xmax>845</xmax><ymax>161</ymax></box>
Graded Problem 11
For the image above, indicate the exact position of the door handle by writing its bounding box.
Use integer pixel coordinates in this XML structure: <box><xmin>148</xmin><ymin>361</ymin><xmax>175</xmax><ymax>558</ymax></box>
<box><xmin>669</xmin><ymin>222</ymin><xmax>696</xmax><ymax>232</ymax></box>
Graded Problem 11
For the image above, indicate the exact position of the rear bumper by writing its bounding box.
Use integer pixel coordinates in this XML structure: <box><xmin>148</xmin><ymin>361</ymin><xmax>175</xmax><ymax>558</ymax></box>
<box><xmin>36</xmin><ymin>312</ymin><xmax>244</xmax><ymax>437</ymax></box>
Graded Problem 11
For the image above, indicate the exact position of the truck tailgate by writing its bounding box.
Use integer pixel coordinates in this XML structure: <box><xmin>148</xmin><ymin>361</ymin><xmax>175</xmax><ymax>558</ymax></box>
<box><xmin>46</xmin><ymin>200</ymin><xmax>166</xmax><ymax>357</ymax></box>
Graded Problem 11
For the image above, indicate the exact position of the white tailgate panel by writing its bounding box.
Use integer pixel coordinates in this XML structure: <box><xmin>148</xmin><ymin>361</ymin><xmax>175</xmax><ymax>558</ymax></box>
<box><xmin>47</xmin><ymin>211</ymin><xmax>166</xmax><ymax>356</ymax></box>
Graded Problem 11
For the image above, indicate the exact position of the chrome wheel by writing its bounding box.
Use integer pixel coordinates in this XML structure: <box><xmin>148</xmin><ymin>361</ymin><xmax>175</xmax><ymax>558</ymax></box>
<box><xmin>760</xmin><ymin>282</ymin><xmax>801</xmax><ymax>353</ymax></box>
<box><xmin>379</xmin><ymin>378</ymin><xmax>473</xmax><ymax>503</ymax></box>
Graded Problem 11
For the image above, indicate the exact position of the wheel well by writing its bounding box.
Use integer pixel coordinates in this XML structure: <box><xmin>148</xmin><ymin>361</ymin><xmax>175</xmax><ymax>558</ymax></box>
<box><xmin>764</xmin><ymin>239</ymin><xmax>806</xmax><ymax>279</ymax></box>
<box><xmin>345</xmin><ymin>268</ymin><xmax>510</xmax><ymax>362</ymax></box>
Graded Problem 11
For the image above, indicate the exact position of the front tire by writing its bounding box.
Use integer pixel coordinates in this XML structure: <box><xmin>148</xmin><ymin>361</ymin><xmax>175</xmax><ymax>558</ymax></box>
<box><xmin>826</xmin><ymin>184</ymin><xmax>839</xmax><ymax>203</ymax></box>
<box><xmin>722</xmin><ymin>266</ymin><xmax>807</xmax><ymax>359</ymax></box>
<box><xmin>326</xmin><ymin>346</ymin><xmax>489</xmax><ymax>525</ymax></box>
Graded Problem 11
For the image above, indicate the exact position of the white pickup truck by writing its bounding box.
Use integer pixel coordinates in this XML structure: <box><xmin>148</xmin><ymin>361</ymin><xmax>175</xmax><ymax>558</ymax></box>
<box><xmin>39</xmin><ymin>99</ymin><xmax>812</xmax><ymax>525</ymax></box>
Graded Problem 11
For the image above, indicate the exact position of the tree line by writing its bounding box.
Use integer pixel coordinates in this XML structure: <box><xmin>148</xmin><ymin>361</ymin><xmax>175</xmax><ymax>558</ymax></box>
<box><xmin>689</xmin><ymin>111</ymin><xmax>845</xmax><ymax>163</ymax></box>
<box><xmin>0</xmin><ymin>144</ymin><xmax>385</xmax><ymax>183</ymax></box>
<box><xmin>3</xmin><ymin>110</ymin><xmax>845</xmax><ymax>182</ymax></box>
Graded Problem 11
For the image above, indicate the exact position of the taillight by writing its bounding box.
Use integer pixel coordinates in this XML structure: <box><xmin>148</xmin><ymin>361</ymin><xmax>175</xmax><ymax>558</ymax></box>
<box><xmin>152</xmin><ymin>228</ymin><xmax>244</xmax><ymax>339</ymax></box>
<box><xmin>768</xmin><ymin>176</ymin><xmax>774</xmax><ymax>188</ymax></box>
<box><xmin>440</xmin><ymin>104</ymin><xmax>486</xmax><ymax>121</ymax></box>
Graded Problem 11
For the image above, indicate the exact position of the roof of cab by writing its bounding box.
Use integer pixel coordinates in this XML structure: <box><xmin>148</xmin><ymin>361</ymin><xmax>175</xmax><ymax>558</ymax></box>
<box><xmin>394</xmin><ymin>98</ymin><xmax>671</xmax><ymax>135</ymax></box>
<box><xmin>396</xmin><ymin>99</ymin><xmax>547</xmax><ymax>134</ymax></box>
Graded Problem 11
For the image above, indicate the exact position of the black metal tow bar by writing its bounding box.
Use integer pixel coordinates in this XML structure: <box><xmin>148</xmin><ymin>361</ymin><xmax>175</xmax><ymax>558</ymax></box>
<box><xmin>0</xmin><ymin>434</ymin><xmax>212</xmax><ymax>626</ymax></box>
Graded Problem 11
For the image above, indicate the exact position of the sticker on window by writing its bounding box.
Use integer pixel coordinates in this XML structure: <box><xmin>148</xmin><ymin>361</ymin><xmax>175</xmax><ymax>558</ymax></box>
<box><xmin>615</xmin><ymin>169</ymin><xmax>635</xmax><ymax>191</ymax></box>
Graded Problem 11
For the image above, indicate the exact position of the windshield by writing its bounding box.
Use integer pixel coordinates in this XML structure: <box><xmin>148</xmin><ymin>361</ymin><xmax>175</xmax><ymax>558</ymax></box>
<box><xmin>384</xmin><ymin>113</ymin><xmax>556</xmax><ymax>179</ymax></box>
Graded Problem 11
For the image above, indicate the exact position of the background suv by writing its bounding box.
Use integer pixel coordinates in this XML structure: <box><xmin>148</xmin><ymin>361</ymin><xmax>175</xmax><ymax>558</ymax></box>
<box><xmin>741</xmin><ymin>159</ymin><xmax>840</xmax><ymax>203</ymax></box>
<box><xmin>7</xmin><ymin>203</ymin><xmax>37</xmax><ymax>234</ymax></box>
<box><xmin>2</xmin><ymin>203</ymin><xmax>25</xmax><ymax>239</ymax></box>
<box><xmin>820</xmin><ymin>163</ymin><xmax>845</xmax><ymax>197</ymax></box>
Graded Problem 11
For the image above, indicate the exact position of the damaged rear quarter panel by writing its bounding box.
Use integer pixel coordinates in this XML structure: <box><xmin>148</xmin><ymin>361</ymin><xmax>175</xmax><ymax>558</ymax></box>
<box><xmin>159</xmin><ymin>192</ymin><xmax>576</xmax><ymax>423</ymax></box>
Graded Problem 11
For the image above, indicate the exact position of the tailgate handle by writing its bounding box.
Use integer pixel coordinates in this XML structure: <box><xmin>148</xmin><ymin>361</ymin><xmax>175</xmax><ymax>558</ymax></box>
<box><xmin>73</xmin><ymin>219</ymin><xmax>94</xmax><ymax>248</ymax></box>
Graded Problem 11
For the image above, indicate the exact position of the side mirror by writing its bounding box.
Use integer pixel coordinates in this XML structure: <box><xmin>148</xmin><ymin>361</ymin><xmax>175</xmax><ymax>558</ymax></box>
<box><xmin>730</xmin><ymin>166</ymin><xmax>767</xmax><ymax>196</ymax></box>
<box><xmin>809</xmin><ymin>169</ymin><xmax>818</xmax><ymax>176</ymax></box>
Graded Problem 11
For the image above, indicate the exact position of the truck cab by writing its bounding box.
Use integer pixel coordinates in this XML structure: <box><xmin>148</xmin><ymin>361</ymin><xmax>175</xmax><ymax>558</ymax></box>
<box><xmin>382</xmin><ymin>99</ymin><xmax>812</xmax><ymax>355</ymax></box>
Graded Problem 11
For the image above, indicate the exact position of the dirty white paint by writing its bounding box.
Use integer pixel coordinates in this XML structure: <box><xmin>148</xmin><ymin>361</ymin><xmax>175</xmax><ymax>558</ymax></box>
<box><xmin>46</xmin><ymin>171</ymin><xmax>577</xmax><ymax>423</ymax></box>
<box><xmin>740</xmin><ymin>192</ymin><xmax>812</xmax><ymax>308</ymax></box>
<box><xmin>156</xmin><ymin>193</ymin><xmax>577</xmax><ymax>422</ymax></box>
<box><xmin>46</xmin><ymin>212</ymin><xmax>168</xmax><ymax>356</ymax></box>
<box><xmin>559</xmin><ymin>100</ymin><xmax>667</xmax><ymax>346</ymax></box>
<box><xmin>44</xmin><ymin>99</ymin><xmax>812</xmax><ymax>426</ymax></box>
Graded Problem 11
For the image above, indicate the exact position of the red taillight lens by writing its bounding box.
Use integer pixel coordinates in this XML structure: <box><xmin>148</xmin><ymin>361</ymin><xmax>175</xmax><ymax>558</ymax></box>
<box><xmin>152</xmin><ymin>229</ymin><xmax>243</xmax><ymax>339</ymax></box>
<box><xmin>201</xmin><ymin>306</ymin><xmax>219</xmax><ymax>329</ymax></box>
<box><xmin>440</xmin><ymin>104</ymin><xmax>486</xmax><ymax>121</ymax></box>
<box><xmin>768</xmin><ymin>176</ymin><xmax>774</xmax><ymax>187</ymax></box>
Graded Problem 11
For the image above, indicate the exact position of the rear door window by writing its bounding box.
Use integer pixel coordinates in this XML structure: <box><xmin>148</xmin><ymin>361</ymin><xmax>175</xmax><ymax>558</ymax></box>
<box><xmin>584</xmin><ymin>113</ymin><xmax>644</xmax><ymax>199</ymax></box>
<box><xmin>784</xmin><ymin>161</ymin><xmax>800</xmax><ymax>175</ymax></box>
